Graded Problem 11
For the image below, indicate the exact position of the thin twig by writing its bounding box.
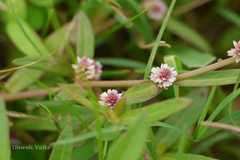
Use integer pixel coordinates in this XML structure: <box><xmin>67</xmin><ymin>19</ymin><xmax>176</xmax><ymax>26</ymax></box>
<box><xmin>0</xmin><ymin>57</ymin><xmax>237</xmax><ymax>102</ymax></box>
<box><xmin>0</xmin><ymin>88</ymin><xmax>59</xmax><ymax>101</ymax></box>
<box><xmin>7</xmin><ymin>111</ymin><xmax>38</xmax><ymax>119</ymax></box>
<box><xmin>177</xmin><ymin>57</ymin><xmax>236</xmax><ymax>80</ymax></box>
<box><xmin>138</xmin><ymin>40</ymin><xmax>171</xmax><ymax>49</ymax></box>
<box><xmin>201</xmin><ymin>121</ymin><xmax>240</xmax><ymax>134</ymax></box>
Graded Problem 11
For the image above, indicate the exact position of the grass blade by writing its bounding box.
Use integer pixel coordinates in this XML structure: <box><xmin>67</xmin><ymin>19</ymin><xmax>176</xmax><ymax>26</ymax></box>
<box><xmin>0</xmin><ymin>99</ymin><xmax>11</xmax><ymax>160</ymax></box>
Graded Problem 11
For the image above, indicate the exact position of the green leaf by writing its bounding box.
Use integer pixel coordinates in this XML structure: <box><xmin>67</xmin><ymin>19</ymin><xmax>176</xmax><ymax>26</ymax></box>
<box><xmin>44</xmin><ymin>23</ymin><xmax>73</xmax><ymax>54</ymax></box>
<box><xmin>97</xmin><ymin>58</ymin><xmax>146</xmax><ymax>69</ymax></box>
<box><xmin>49</xmin><ymin>123</ymin><xmax>74</xmax><ymax>160</ymax></box>
<box><xmin>107</xmin><ymin>113</ymin><xmax>149</xmax><ymax>160</ymax></box>
<box><xmin>53</xmin><ymin>125</ymin><xmax>125</xmax><ymax>145</ymax></box>
<box><xmin>5</xmin><ymin>68</ymin><xmax>43</xmax><ymax>93</ymax></box>
<box><xmin>124</xmin><ymin>81</ymin><xmax>160</xmax><ymax>105</ymax></box>
<box><xmin>60</xmin><ymin>84</ymin><xmax>92</xmax><ymax>107</ymax></box>
<box><xmin>163</xmin><ymin>153</ymin><xmax>217</xmax><ymax>160</ymax></box>
<box><xmin>14</xmin><ymin>118</ymin><xmax>57</xmax><ymax>131</ymax></box>
<box><xmin>4</xmin><ymin>0</ymin><xmax>26</xmax><ymax>20</ymax></box>
<box><xmin>217</xmin><ymin>8</ymin><xmax>240</xmax><ymax>27</ymax></box>
<box><xmin>121</xmin><ymin>98</ymin><xmax>192</xmax><ymax>123</ymax></box>
<box><xmin>30</xmin><ymin>0</ymin><xmax>55</xmax><ymax>7</ymax></box>
<box><xmin>166</xmin><ymin>46</ymin><xmax>216</xmax><ymax>68</ymax></box>
<box><xmin>6</xmin><ymin>18</ymin><xmax>50</xmax><ymax>56</ymax></box>
<box><xmin>168</xmin><ymin>19</ymin><xmax>212</xmax><ymax>52</ymax></box>
<box><xmin>0</xmin><ymin>100</ymin><xmax>11</xmax><ymax>160</ymax></box>
<box><xmin>27</xmin><ymin>100</ymin><xmax>91</xmax><ymax>119</ymax></box>
<box><xmin>74</xmin><ymin>11</ymin><xmax>95</xmax><ymax>58</ymax></box>
<box><xmin>176</xmin><ymin>69</ymin><xmax>240</xmax><ymax>87</ymax></box>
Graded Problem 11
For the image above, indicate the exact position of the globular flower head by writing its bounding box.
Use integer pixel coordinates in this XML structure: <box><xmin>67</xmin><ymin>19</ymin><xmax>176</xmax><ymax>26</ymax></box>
<box><xmin>99</xmin><ymin>89</ymin><xmax>122</xmax><ymax>109</ymax></box>
<box><xmin>143</xmin><ymin>0</ymin><xmax>167</xmax><ymax>21</ymax></box>
<box><xmin>72</xmin><ymin>56</ymin><xmax>102</xmax><ymax>80</ymax></box>
<box><xmin>227</xmin><ymin>40</ymin><xmax>240</xmax><ymax>63</ymax></box>
<box><xmin>150</xmin><ymin>64</ymin><xmax>177</xmax><ymax>89</ymax></box>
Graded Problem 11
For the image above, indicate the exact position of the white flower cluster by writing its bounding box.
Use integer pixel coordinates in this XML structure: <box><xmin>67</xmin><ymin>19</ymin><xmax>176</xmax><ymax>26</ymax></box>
<box><xmin>72</xmin><ymin>56</ymin><xmax>102</xmax><ymax>80</ymax></box>
<box><xmin>143</xmin><ymin>0</ymin><xmax>167</xmax><ymax>21</ymax></box>
<box><xmin>150</xmin><ymin>64</ymin><xmax>177</xmax><ymax>89</ymax></box>
<box><xmin>99</xmin><ymin>89</ymin><xmax>122</xmax><ymax>108</ymax></box>
<box><xmin>228</xmin><ymin>40</ymin><xmax>240</xmax><ymax>63</ymax></box>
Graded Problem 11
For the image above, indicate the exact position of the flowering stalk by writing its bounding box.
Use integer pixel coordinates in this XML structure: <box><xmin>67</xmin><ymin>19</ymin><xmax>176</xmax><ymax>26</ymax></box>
<box><xmin>144</xmin><ymin>0</ymin><xmax>176</xmax><ymax>79</ymax></box>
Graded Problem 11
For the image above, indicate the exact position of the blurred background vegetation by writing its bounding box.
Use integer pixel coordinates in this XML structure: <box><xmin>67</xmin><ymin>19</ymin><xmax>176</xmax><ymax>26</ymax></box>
<box><xmin>0</xmin><ymin>0</ymin><xmax>240</xmax><ymax>160</ymax></box>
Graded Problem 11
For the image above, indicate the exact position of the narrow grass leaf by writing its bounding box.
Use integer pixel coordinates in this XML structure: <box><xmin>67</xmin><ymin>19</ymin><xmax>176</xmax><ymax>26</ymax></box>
<box><xmin>197</xmin><ymin>88</ymin><xmax>240</xmax><ymax>139</ymax></box>
<box><xmin>167</xmin><ymin>19</ymin><xmax>212</xmax><ymax>52</ymax></box>
<box><xmin>0</xmin><ymin>99</ymin><xmax>11</xmax><ymax>160</ymax></box>
<box><xmin>97</xmin><ymin>58</ymin><xmax>146</xmax><ymax>69</ymax></box>
<box><xmin>217</xmin><ymin>8</ymin><xmax>240</xmax><ymax>27</ymax></box>
<box><xmin>144</xmin><ymin>0</ymin><xmax>176</xmax><ymax>79</ymax></box>
<box><xmin>155</xmin><ymin>89</ymin><xmax>208</xmax><ymax>151</ymax></box>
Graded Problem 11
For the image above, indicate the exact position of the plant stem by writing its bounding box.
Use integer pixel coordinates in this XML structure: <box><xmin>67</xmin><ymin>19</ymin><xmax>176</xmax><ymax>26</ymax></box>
<box><xmin>201</xmin><ymin>121</ymin><xmax>240</xmax><ymax>134</ymax></box>
<box><xmin>144</xmin><ymin>0</ymin><xmax>176</xmax><ymax>79</ymax></box>
<box><xmin>177</xmin><ymin>57</ymin><xmax>236</xmax><ymax>80</ymax></box>
<box><xmin>0</xmin><ymin>57</ymin><xmax>237</xmax><ymax>101</ymax></box>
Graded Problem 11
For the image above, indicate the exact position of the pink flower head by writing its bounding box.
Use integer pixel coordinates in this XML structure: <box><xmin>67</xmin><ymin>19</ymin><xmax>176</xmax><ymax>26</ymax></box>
<box><xmin>144</xmin><ymin>0</ymin><xmax>167</xmax><ymax>21</ymax></box>
<box><xmin>227</xmin><ymin>40</ymin><xmax>240</xmax><ymax>63</ymax></box>
<box><xmin>72</xmin><ymin>56</ymin><xmax>102</xmax><ymax>80</ymax></box>
<box><xmin>99</xmin><ymin>89</ymin><xmax>122</xmax><ymax>108</ymax></box>
<box><xmin>150</xmin><ymin>64</ymin><xmax>177</xmax><ymax>89</ymax></box>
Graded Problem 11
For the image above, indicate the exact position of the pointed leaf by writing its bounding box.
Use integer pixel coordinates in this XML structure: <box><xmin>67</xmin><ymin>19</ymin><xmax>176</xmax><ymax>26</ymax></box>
<box><xmin>107</xmin><ymin>113</ymin><xmax>149</xmax><ymax>160</ymax></box>
<box><xmin>124</xmin><ymin>81</ymin><xmax>160</xmax><ymax>105</ymax></box>
<box><xmin>74</xmin><ymin>12</ymin><xmax>95</xmax><ymax>58</ymax></box>
<box><xmin>121</xmin><ymin>98</ymin><xmax>192</xmax><ymax>123</ymax></box>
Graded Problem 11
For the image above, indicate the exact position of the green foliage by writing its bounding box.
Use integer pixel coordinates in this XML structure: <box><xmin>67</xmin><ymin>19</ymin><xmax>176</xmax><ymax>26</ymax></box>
<box><xmin>1</xmin><ymin>0</ymin><xmax>240</xmax><ymax>159</ymax></box>
<box><xmin>0</xmin><ymin>100</ymin><xmax>11</xmax><ymax>160</ymax></box>
<box><xmin>49</xmin><ymin>122</ymin><xmax>74</xmax><ymax>160</ymax></box>
<box><xmin>121</xmin><ymin>98</ymin><xmax>192</xmax><ymax>123</ymax></box>
<box><xmin>74</xmin><ymin>11</ymin><xmax>95</xmax><ymax>58</ymax></box>
<box><xmin>107</xmin><ymin>113</ymin><xmax>149</xmax><ymax>160</ymax></box>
